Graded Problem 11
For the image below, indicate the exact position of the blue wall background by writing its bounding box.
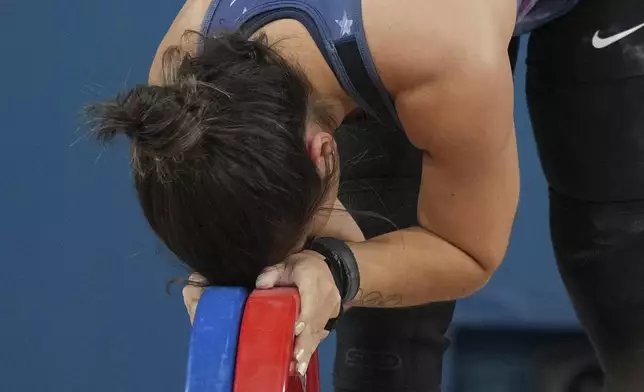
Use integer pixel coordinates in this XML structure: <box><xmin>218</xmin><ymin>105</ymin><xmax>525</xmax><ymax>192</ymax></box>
<box><xmin>0</xmin><ymin>1</ymin><xmax>578</xmax><ymax>391</ymax></box>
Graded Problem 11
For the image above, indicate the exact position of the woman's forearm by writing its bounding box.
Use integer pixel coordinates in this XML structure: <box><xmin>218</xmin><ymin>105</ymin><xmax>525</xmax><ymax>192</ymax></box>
<box><xmin>314</xmin><ymin>199</ymin><xmax>365</xmax><ymax>242</ymax></box>
<box><xmin>348</xmin><ymin>226</ymin><xmax>492</xmax><ymax>308</ymax></box>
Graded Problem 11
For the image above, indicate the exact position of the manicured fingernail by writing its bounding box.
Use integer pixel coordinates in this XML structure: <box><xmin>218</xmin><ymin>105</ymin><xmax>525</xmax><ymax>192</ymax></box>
<box><xmin>189</xmin><ymin>273</ymin><xmax>207</xmax><ymax>283</ymax></box>
<box><xmin>294</xmin><ymin>322</ymin><xmax>305</xmax><ymax>336</ymax></box>
<box><xmin>297</xmin><ymin>361</ymin><xmax>308</xmax><ymax>376</ymax></box>
<box><xmin>295</xmin><ymin>348</ymin><xmax>305</xmax><ymax>362</ymax></box>
<box><xmin>255</xmin><ymin>274</ymin><xmax>272</xmax><ymax>288</ymax></box>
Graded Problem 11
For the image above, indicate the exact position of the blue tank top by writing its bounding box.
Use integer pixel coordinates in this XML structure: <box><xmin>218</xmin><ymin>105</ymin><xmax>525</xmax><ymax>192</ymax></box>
<box><xmin>202</xmin><ymin>0</ymin><xmax>580</xmax><ymax>127</ymax></box>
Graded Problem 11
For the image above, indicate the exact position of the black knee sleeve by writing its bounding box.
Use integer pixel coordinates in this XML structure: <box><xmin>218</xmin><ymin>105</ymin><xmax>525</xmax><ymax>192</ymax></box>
<box><xmin>334</xmin><ymin>302</ymin><xmax>455</xmax><ymax>392</ymax></box>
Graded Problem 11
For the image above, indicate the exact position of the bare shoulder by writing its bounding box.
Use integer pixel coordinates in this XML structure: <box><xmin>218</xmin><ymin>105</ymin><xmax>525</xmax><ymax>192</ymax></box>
<box><xmin>361</xmin><ymin>0</ymin><xmax>520</xmax><ymax>268</ymax></box>
<box><xmin>149</xmin><ymin>0</ymin><xmax>212</xmax><ymax>85</ymax></box>
<box><xmin>362</xmin><ymin>0</ymin><xmax>518</xmax><ymax>160</ymax></box>
<box><xmin>363</xmin><ymin>0</ymin><xmax>517</xmax><ymax>95</ymax></box>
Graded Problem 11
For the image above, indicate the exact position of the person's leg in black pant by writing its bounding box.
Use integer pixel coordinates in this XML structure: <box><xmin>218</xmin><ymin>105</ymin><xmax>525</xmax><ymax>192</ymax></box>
<box><xmin>526</xmin><ymin>1</ymin><xmax>644</xmax><ymax>390</ymax></box>
<box><xmin>332</xmin><ymin>112</ymin><xmax>455</xmax><ymax>392</ymax></box>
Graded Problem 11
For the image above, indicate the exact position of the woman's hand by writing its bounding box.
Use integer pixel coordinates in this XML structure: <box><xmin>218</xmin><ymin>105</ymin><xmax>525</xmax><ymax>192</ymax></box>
<box><xmin>255</xmin><ymin>249</ymin><xmax>341</xmax><ymax>376</ymax></box>
<box><xmin>182</xmin><ymin>273</ymin><xmax>207</xmax><ymax>325</ymax></box>
<box><xmin>181</xmin><ymin>250</ymin><xmax>341</xmax><ymax>377</ymax></box>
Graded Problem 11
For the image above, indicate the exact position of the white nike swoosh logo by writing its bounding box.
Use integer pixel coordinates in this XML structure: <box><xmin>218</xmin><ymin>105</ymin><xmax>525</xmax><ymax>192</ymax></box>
<box><xmin>592</xmin><ymin>22</ymin><xmax>644</xmax><ymax>49</ymax></box>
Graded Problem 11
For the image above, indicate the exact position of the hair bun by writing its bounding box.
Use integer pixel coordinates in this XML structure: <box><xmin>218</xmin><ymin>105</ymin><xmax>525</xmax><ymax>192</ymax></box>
<box><xmin>86</xmin><ymin>83</ymin><xmax>206</xmax><ymax>159</ymax></box>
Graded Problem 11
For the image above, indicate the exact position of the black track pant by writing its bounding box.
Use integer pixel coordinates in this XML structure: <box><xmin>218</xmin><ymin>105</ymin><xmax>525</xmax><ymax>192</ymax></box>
<box><xmin>526</xmin><ymin>0</ymin><xmax>644</xmax><ymax>390</ymax></box>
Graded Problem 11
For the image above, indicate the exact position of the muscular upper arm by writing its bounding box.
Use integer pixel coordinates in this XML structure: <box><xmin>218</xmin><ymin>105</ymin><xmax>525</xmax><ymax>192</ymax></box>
<box><xmin>399</xmin><ymin>61</ymin><xmax>518</xmax><ymax>271</ymax></box>
<box><xmin>390</xmin><ymin>2</ymin><xmax>519</xmax><ymax>271</ymax></box>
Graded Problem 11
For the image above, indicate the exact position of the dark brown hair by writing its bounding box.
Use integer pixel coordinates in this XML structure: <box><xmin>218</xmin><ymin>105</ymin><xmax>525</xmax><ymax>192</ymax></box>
<box><xmin>86</xmin><ymin>31</ymin><xmax>335</xmax><ymax>287</ymax></box>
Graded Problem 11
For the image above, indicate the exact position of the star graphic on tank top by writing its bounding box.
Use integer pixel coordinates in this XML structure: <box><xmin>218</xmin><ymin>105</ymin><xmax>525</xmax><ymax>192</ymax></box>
<box><xmin>242</xmin><ymin>7</ymin><xmax>248</xmax><ymax>14</ymax></box>
<box><xmin>335</xmin><ymin>11</ymin><xmax>353</xmax><ymax>36</ymax></box>
<box><xmin>230</xmin><ymin>0</ymin><xmax>236</xmax><ymax>6</ymax></box>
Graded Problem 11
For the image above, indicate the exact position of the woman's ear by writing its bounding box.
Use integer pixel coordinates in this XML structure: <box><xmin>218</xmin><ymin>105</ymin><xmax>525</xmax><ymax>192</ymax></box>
<box><xmin>306</xmin><ymin>130</ymin><xmax>336</xmax><ymax>177</ymax></box>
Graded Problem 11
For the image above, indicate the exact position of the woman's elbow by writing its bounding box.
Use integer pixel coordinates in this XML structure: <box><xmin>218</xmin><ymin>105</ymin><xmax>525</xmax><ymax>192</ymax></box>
<box><xmin>479</xmin><ymin>185</ymin><xmax>519</xmax><ymax>273</ymax></box>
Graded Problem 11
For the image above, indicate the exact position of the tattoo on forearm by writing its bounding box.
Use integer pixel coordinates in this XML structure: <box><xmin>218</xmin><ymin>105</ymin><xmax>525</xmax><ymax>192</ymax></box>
<box><xmin>351</xmin><ymin>289</ymin><xmax>402</xmax><ymax>307</ymax></box>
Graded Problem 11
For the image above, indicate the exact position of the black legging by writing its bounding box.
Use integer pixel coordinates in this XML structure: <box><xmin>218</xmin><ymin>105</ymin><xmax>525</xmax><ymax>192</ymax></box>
<box><xmin>333</xmin><ymin>112</ymin><xmax>454</xmax><ymax>392</ymax></box>
<box><xmin>527</xmin><ymin>0</ymin><xmax>644</xmax><ymax>390</ymax></box>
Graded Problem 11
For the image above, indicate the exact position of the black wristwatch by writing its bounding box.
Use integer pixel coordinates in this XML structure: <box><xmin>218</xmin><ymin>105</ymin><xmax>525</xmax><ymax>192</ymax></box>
<box><xmin>308</xmin><ymin>237</ymin><xmax>360</xmax><ymax>331</ymax></box>
<box><xmin>308</xmin><ymin>237</ymin><xmax>361</xmax><ymax>304</ymax></box>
